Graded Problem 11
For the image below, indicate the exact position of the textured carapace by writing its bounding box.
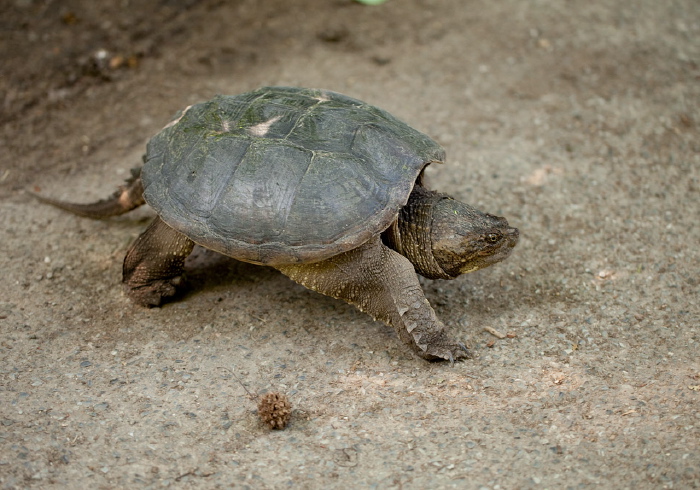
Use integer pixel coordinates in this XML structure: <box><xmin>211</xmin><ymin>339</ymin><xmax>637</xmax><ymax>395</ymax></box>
<box><xmin>143</xmin><ymin>87</ymin><xmax>445</xmax><ymax>265</ymax></box>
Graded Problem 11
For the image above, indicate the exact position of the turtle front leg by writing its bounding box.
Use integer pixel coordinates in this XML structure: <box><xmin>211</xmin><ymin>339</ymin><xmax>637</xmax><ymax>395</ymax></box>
<box><xmin>122</xmin><ymin>217</ymin><xmax>194</xmax><ymax>307</ymax></box>
<box><xmin>276</xmin><ymin>236</ymin><xmax>470</xmax><ymax>362</ymax></box>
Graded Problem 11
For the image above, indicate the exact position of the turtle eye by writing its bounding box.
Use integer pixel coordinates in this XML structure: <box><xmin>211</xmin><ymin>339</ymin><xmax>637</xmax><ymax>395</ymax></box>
<box><xmin>486</xmin><ymin>233</ymin><xmax>500</xmax><ymax>243</ymax></box>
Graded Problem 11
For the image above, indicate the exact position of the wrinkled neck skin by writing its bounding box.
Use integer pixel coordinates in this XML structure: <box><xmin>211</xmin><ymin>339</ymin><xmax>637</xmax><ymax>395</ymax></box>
<box><xmin>382</xmin><ymin>185</ymin><xmax>519</xmax><ymax>280</ymax></box>
<box><xmin>383</xmin><ymin>186</ymin><xmax>450</xmax><ymax>279</ymax></box>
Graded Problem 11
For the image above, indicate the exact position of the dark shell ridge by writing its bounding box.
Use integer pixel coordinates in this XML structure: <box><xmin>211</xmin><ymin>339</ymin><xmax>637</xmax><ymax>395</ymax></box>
<box><xmin>142</xmin><ymin>86</ymin><xmax>444</xmax><ymax>265</ymax></box>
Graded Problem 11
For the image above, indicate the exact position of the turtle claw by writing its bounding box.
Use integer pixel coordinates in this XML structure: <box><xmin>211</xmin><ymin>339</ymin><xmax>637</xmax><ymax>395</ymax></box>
<box><xmin>124</xmin><ymin>277</ymin><xmax>182</xmax><ymax>307</ymax></box>
<box><xmin>445</xmin><ymin>343</ymin><xmax>473</xmax><ymax>365</ymax></box>
<box><xmin>443</xmin><ymin>342</ymin><xmax>473</xmax><ymax>364</ymax></box>
<box><xmin>418</xmin><ymin>335</ymin><xmax>472</xmax><ymax>363</ymax></box>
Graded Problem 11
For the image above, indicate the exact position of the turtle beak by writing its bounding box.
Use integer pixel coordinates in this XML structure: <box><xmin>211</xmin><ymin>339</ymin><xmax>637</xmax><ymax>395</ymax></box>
<box><xmin>506</xmin><ymin>226</ymin><xmax>519</xmax><ymax>247</ymax></box>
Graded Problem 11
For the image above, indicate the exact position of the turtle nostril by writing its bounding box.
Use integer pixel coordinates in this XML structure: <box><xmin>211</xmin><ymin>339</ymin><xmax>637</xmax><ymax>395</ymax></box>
<box><xmin>506</xmin><ymin>227</ymin><xmax>520</xmax><ymax>246</ymax></box>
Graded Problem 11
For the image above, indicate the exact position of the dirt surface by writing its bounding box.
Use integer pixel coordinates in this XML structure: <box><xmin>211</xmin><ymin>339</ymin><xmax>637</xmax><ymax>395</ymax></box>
<box><xmin>1</xmin><ymin>0</ymin><xmax>699</xmax><ymax>488</ymax></box>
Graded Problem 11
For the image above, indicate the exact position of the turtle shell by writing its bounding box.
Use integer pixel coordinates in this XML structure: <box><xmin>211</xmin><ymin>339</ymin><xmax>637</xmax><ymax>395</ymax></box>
<box><xmin>142</xmin><ymin>86</ymin><xmax>445</xmax><ymax>265</ymax></box>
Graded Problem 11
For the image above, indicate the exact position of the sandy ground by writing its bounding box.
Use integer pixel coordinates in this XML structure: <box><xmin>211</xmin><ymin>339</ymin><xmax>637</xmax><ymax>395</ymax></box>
<box><xmin>1</xmin><ymin>0</ymin><xmax>699</xmax><ymax>488</ymax></box>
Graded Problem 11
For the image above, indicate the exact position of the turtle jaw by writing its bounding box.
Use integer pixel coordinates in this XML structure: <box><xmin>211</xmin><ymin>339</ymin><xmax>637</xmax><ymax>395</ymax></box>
<box><xmin>457</xmin><ymin>226</ymin><xmax>519</xmax><ymax>274</ymax></box>
<box><xmin>430</xmin><ymin>199</ymin><xmax>519</xmax><ymax>279</ymax></box>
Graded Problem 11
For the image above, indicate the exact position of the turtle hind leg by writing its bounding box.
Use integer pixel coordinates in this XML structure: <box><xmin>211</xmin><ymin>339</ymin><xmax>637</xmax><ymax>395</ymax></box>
<box><xmin>276</xmin><ymin>236</ymin><xmax>471</xmax><ymax>362</ymax></box>
<box><xmin>32</xmin><ymin>167</ymin><xmax>145</xmax><ymax>218</ymax></box>
<box><xmin>123</xmin><ymin>216</ymin><xmax>194</xmax><ymax>307</ymax></box>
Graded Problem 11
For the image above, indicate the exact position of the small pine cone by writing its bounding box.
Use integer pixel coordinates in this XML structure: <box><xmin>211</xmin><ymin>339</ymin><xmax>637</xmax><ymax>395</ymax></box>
<box><xmin>258</xmin><ymin>392</ymin><xmax>292</xmax><ymax>430</ymax></box>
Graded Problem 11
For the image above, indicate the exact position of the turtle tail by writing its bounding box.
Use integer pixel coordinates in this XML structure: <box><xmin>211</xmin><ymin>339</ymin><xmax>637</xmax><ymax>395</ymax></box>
<box><xmin>32</xmin><ymin>167</ymin><xmax>146</xmax><ymax>219</ymax></box>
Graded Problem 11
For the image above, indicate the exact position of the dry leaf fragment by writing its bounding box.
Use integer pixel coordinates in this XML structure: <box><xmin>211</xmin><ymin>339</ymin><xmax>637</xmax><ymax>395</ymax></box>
<box><xmin>551</xmin><ymin>373</ymin><xmax>566</xmax><ymax>385</ymax></box>
<box><xmin>522</xmin><ymin>165</ymin><xmax>562</xmax><ymax>186</ymax></box>
<box><xmin>597</xmin><ymin>269</ymin><xmax>617</xmax><ymax>280</ymax></box>
<box><xmin>484</xmin><ymin>326</ymin><xmax>506</xmax><ymax>339</ymax></box>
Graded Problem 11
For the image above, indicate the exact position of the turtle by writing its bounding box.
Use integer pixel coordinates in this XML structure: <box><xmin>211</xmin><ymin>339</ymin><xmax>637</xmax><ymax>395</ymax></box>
<box><xmin>35</xmin><ymin>86</ymin><xmax>519</xmax><ymax>362</ymax></box>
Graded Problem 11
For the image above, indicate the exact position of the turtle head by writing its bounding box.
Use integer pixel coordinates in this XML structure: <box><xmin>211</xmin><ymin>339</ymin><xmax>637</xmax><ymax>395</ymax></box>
<box><xmin>429</xmin><ymin>197</ymin><xmax>519</xmax><ymax>279</ymax></box>
<box><xmin>386</xmin><ymin>187</ymin><xmax>519</xmax><ymax>280</ymax></box>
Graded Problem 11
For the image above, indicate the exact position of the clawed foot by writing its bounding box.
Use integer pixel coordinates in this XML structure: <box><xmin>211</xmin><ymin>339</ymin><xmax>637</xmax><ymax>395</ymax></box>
<box><xmin>415</xmin><ymin>331</ymin><xmax>473</xmax><ymax>363</ymax></box>
<box><xmin>124</xmin><ymin>276</ymin><xmax>183</xmax><ymax>307</ymax></box>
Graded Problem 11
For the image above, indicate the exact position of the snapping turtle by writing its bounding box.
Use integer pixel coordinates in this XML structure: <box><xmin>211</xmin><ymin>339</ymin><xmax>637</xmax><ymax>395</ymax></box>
<box><xmin>36</xmin><ymin>86</ymin><xmax>519</xmax><ymax>362</ymax></box>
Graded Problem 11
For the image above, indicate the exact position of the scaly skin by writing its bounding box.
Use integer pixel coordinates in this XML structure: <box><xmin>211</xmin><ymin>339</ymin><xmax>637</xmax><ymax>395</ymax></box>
<box><xmin>122</xmin><ymin>216</ymin><xmax>194</xmax><ymax>307</ymax></box>
<box><xmin>277</xmin><ymin>235</ymin><xmax>471</xmax><ymax>361</ymax></box>
<box><xmin>31</xmin><ymin>168</ymin><xmax>145</xmax><ymax>218</ymax></box>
